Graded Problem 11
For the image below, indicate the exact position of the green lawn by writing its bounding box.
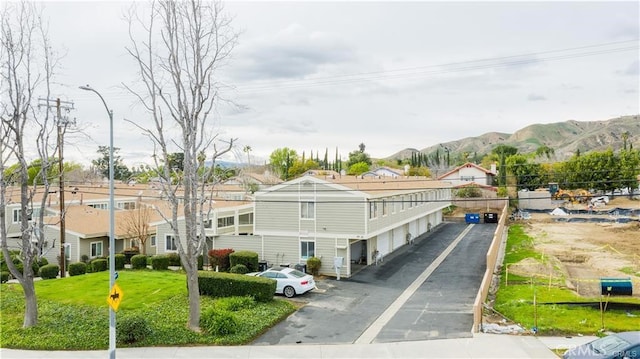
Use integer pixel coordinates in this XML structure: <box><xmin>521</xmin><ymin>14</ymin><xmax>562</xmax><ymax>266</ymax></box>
<box><xmin>0</xmin><ymin>270</ymin><xmax>296</xmax><ymax>350</ymax></box>
<box><xmin>494</xmin><ymin>225</ymin><xmax>640</xmax><ymax>335</ymax></box>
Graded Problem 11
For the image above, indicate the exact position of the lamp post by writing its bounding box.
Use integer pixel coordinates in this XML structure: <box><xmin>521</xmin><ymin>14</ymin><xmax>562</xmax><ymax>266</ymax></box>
<box><xmin>79</xmin><ymin>85</ymin><xmax>116</xmax><ymax>359</ymax></box>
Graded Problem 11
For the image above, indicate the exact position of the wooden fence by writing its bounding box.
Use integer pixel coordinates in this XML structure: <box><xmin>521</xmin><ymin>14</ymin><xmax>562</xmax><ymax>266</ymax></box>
<box><xmin>472</xmin><ymin>202</ymin><xmax>509</xmax><ymax>332</ymax></box>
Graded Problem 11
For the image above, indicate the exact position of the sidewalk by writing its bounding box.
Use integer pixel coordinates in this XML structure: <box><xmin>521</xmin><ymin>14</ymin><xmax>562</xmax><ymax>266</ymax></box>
<box><xmin>0</xmin><ymin>334</ymin><xmax>597</xmax><ymax>359</ymax></box>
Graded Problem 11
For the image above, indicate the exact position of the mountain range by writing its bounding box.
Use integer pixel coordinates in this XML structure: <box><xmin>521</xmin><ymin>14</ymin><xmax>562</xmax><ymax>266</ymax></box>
<box><xmin>387</xmin><ymin>115</ymin><xmax>640</xmax><ymax>161</ymax></box>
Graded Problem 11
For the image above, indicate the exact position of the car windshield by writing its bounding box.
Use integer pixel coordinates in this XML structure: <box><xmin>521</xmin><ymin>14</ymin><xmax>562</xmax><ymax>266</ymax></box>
<box><xmin>287</xmin><ymin>269</ymin><xmax>307</xmax><ymax>278</ymax></box>
<box><xmin>590</xmin><ymin>335</ymin><xmax>630</xmax><ymax>354</ymax></box>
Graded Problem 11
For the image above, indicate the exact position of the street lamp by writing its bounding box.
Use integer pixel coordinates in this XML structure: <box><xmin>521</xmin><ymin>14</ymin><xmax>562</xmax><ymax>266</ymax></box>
<box><xmin>79</xmin><ymin>85</ymin><xmax>116</xmax><ymax>359</ymax></box>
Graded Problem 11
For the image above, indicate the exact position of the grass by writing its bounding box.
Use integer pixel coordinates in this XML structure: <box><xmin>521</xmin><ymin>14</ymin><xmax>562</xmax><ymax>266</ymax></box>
<box><xmin>0</xmin><ymin>270</ymin><xmax>296</xmax><ymax>350</ymax></box>
<box><xmin>494</xmin><ymin>224</ymin><xmax>640</xmax><ymax>335</ymax></box>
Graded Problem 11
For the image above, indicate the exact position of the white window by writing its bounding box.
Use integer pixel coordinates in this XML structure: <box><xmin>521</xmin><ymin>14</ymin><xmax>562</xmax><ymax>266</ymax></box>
<box><xmin>369</xmin><ymin>201</ymin><xmax>377</xmax><ymax>219</ymax></box>
<box><xmin>91</xmin><ymin>242</ymin><xmax>103</xmax><ymax>258</ymax></box>
<box><xmin>217</xmin><ymin>216</ymin><xmax>234</xmax><ymax>228</ymax></box>
<box><xmin>301</xmin><ymin>240</ymin><xmax>315</xmax><ymax>259</ymax></box>
<box><xmin>88</xmin><ymin>203</ymin><xmax>108</xmax><ymax>210</ymax></box>
<box><xmin>12</xmin><ymin>209</ymin><xmax>21</xmax><ymax>223</ymax></box>
<box><xmin>165</xmin><ymin>235</ymin><xmax>177</xmax><ymax>251</ymax></box>
<box><xmin>239</xmin><ymin>213</ymin><xmax>254</xmax><ymax>225</ymax></box>
<box><xmin>150</xmin><ymin>235</ymin><xmax>156</xmax><ymax>247</ymax></box>
<box><xmin>301</xmin><ymin>202</ymin><xmax>315</xmax><ymax>219</ymax></box>
<box><xmin>382</xmin><ymin>200</ymin><xmax>387</xmax><ymax>216</ymax></box>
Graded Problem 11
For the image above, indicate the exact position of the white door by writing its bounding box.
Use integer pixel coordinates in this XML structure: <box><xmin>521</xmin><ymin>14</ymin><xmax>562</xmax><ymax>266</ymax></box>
<box><xmin>377</xmin><ymin>232</ymin><xmax>390</xmax><ymax>256</ymax></box>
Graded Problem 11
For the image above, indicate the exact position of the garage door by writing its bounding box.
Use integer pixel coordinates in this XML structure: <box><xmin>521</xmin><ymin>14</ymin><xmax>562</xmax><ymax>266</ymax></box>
<box><xmin>392</xmin><ymin>227</ymin><xmax>404</xmax><ymax>249</ymax></box>
<box><xmin>377</xmin><ymin>231</ymin><xmax>390</xmax><ymax>256</ymax></box>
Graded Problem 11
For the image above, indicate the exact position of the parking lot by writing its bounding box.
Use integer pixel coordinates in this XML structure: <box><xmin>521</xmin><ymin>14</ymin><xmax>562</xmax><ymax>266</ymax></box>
<box><xmin>252</xmin><ymin>222</ymin><xmax>497</xmax><ymax>345</ymax></box>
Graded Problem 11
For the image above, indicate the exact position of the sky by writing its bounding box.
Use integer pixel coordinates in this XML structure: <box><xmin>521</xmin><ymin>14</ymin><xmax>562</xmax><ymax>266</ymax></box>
<box><xmin>20</xmin><ymin>1</ymin><xmax>640</xmax><ymax>167</ymax></box>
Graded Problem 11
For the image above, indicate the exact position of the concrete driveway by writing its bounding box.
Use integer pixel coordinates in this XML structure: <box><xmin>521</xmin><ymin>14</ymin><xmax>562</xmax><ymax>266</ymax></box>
<box><xmin>252</xmin><ymin>222</ymin><xmax>497</xmax><ymax>346</ymax></box>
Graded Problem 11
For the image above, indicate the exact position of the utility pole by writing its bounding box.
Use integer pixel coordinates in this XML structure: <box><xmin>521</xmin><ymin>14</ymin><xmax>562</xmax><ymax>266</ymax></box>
<box><xmin>39</xmin><ymin>98</ymin><xmax>74</xmax><ymax>277</ymax></box>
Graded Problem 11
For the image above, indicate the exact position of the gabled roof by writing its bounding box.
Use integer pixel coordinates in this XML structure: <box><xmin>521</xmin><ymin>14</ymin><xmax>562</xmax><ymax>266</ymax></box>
<box><xmin>436</xmin><ymin>162</ymin><xmax>495</xmax><ymax>180</ymax></box>
<box><xmin>256</xmin><ymin>173</ymin><xmax>452</xmax><ymax>199</ymax></box>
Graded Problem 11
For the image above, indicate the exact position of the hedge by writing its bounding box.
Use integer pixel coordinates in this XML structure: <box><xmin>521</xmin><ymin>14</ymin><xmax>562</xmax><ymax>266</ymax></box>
<box><xmin>197</xmin><ymin>271</ymin><xmax>275</xmax><ymax>302</ymax></box>
<box><xmin>229</xmin><ymin>251</ymin><xmax>259</xmax><ymax>272</ymax></box>
<box><xmin>130</xmin><ymin>255</ymin><xmax>148</xmax><ymax>270</ymax></box>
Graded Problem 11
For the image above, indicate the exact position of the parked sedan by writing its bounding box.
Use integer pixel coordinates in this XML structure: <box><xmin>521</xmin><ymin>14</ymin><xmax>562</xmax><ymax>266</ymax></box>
<box><xmin>563</xmin><ymin>331</ymin><xmax>640</xmax><ymax>359</ymax></box>
<box><xmin>249</xmin><ymin>267</ymin><xmax>316</xmax><ymax>298</ymax></box>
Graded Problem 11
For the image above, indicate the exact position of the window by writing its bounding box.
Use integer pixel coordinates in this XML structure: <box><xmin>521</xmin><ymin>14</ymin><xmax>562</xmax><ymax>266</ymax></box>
<box><xmin>88</xmin><ymin>203</ymin><xmax>108</xmax><ymax>210</ymax></box>
<box><xmin>401</xmin><ymin>196</ymin><xmax>405</xmax><ymax>210</ymax></box>
<box><xmin>130</xmin><ymin>239</ymin><xmax>139</xmax><ymax>248</ymax></box>
<box><xmin>203</xmin><ymin>219</ymin><xmax>213</xmax><ymax>229</ymax></box>
<box><xmin>150</xmin><ymin>235</ymin><xmax>156</xmax><ymax>247</ymax></box>
<box><xmin>117</xmin><ymin>201</ymin><xmax>136</xmax><ymax>210</ymax></box>
<box><xmin>369</xmin><ymin>201</ymin><xmax>377</xmax><ymax>219</ymax></box>
<box><xmin>12</xmin><ymin>209</ymin><xmax>21</xmax><ymax>223</ymax></box>
<box><xmin>301</xmin><ymin>240</ymin><xmax>315</xmax><ymax>259</ymax></box>
<box><xmin>461</xmin><ymin>176</ymin><xmax>475</xmax><ymax>181</ymax></box>
<box><xmin>382</xmin><ymin>200</ymin><xmax>387</xmax><ymax>216</ymax></box>
<box><xmin>217</xmin><ymin>216</ymin><xmax>235</xmax><ymax>228</ymax></box>
<box><xmin>165</xmin><ymin>235</ymin><xmax>177</xmax><ymax>251</ymax></box>
<box><xmin>301</xmin><ymin>202</ymin><xmax>315</xmax><ymax>219</ymax></box>
<box><xmin>239</xmin><ymin>213</ymin><xmax>254</xmax><ymax>225</ymax></box>
<box><xmin>91</xmin><ymin>242</ymin><xmax>103</xmax><ymax>257</ymax></box>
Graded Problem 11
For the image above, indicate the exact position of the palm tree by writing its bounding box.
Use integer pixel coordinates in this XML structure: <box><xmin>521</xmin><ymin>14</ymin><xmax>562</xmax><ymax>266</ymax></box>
<box><xmin>243</xmin><ymin>145</ymin><xmax>252</xmax><ymax>172</ymax></box>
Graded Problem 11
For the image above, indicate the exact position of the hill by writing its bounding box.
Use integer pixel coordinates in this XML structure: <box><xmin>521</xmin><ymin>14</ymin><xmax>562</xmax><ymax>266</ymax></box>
<box><xmin>386</xmin><ymin>115</ymin><xmax>640</xmax><ymax>161</ymax></box>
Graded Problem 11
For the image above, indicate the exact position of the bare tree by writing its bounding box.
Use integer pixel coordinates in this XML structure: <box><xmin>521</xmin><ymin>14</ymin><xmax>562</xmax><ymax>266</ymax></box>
<box><xmin>124</xmin><ymin>0</ymin><xmax>238</xmax><ymax>331</ymax></box>
<box><xmin>118</xmin><ymin>198</ymin><xmax>151</xmax><ymax>255</ymax></box>
<box><xmin>0</xmin><ymin>2</ymin><xmax>61</xmax><ymax>328</ymax></box>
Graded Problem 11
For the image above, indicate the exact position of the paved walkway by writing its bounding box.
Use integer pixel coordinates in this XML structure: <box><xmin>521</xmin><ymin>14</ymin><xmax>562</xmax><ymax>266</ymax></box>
<box><xmin>0</xmin><ymin>334</ymin><xmax>597</xmax><ymax>358</ymax></box>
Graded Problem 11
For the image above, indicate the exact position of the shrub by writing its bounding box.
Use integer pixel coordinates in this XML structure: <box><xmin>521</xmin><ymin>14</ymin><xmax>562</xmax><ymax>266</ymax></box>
<box><xmin>68</xmin><ymin>262</ymin><xmax>87</xmax><ymax>276</ymax></box>
<box><xmin>80</xmin><ymin>254</ymin><xmax>90</xmax><ymax>263</ymax></box>
<box><xmin>130</xmin><ymin>255</ymin><xmax>148</xmax><ymax>270</ymax></box>
<box><xmin>151</xmin><ymin>255</ymin><xmax>169</xmax><ymax>270</ymax></box>
<box><xmin>200</xmin><ymin>308</ymin><xmax>238</xmax><ymax>336</ymax></box>
<box><xmin>198</xmin><ymin>271</ymin><xmax>275</xmax><ymax>302</ymax></box>
<box><xmin>39</xmin><ymin>264</ymin><xmax>60</xmax><ymax>279</ymax></box>
<box><xmin>116</xmin><ymin>315</ymin><xmax>153</xmax><ymax>344</ymax></box>
<box><xmin>455</xmin><ymin>186</ymin><xmax>483</xmax><ymax>198</ymax></box>
<box><xmin>1</xmin><ymin>271</ymin><xmax>9</xmax><ymax>283</ymax></box>
<box><xmin>229</xmin><ymin>264</ymin><xmax>249</xmax><ymax>274</ymax></box>
<box><xmin>122</xmin><ymin>247</ymin><xmax>140</xmax><ymax>264</ymax></box>
<box><xmin>113</xmin><ymin>254</ymin><xmax>126</xmax><ymax>270</ymax></box>
<box><xmin>215</xmin><ymin>296</ymin><xmax>256</xmax><ymax>312</ymax></box>
<box><xmin>167</xmin><ymin>252</ymin><xmax>181</xmax><ymax>267</ymax></box>
<box><xmin>229</xmin><ymin>250</ymin><xmax>259</xmax><ymax>272</ymax></box>
<box><xmin>91</xmin><ymin>258</ymin><xmax>108</xmax><ymax>272</ymax></box>
<box><xmin>306</xmin><ymin>256</ymin><xmax>321</xmax><ymax>276</ymax></box>
<box><xmin>208</xmin><ymin>248</ymin><xmax>234</xmax><ymax>271</ymax></box>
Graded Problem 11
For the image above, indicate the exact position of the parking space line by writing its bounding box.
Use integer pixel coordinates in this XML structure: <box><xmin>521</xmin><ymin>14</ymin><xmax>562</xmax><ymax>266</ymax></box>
<box><xmin>354</xmin><ymin>224</ymin><xmax>476</xmax><ymax>344</ymax></box>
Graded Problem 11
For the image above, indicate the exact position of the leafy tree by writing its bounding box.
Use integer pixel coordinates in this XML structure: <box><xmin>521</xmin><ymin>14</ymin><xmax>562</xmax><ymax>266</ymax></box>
<box><xmin>618</xmin><ymin>149</ymin><xmax>640</xmax><ymax>196</ymax></box>
<box><xmin>92</xmin><ymin>146</ymin><xmax>131</xmax><ymax>181</ymax></box>
<box><xmin>269</xmin><ymin>147</ymin><xmax>298</xmax><ymax>180</ymax></box>
<box><xmin>347</xmin><ymin>143</ymin><xmax>371</xmax><ymax>167</ymax></box>
<box><xmin>348</xmin><ymin>161</ymin><xmax>370</xmax><ymax>175</ymax></box>
<box><xmin>505</xmin><ymin>154</ymin><xmax>543</xmax><ymax>191</ymax></box>
<box><xmin>491</xmin><ymin>145</ymin><xmax>518</xmax><ymax>187</ymax></box>
<box><xmin>288</xmin><ymin>158</ymin><xmax>319</xmax><ymax>178</ymax></box>
<box><xmin>166</xmin><ymin>152</ymin><xmax>185</xmax><ymax>172</ymax></box>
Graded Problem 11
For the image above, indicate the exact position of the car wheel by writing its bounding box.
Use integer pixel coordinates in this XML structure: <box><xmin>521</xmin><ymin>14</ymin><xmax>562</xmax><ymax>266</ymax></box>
<box><xmin>283</xmin><ymin>286</ymin><xmax>296</xmax><ymax>298</ymax></box>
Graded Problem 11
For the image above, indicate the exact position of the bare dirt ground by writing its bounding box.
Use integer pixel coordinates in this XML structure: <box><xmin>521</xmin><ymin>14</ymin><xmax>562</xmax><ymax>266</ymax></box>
<box><xmin>509</xmin><ymin>197</ymin><xmax>640</xmax><ymax>298</ymax></box>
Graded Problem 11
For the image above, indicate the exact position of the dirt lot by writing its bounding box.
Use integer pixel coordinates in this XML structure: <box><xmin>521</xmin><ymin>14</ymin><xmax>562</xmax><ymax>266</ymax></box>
<box><xmin>508</xmin><ymin>197</ymin><xmax>640</xmax><ymax>298</ymax></box>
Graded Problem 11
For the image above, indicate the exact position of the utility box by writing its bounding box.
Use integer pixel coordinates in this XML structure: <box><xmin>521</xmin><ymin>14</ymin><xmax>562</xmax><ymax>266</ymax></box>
<box><xmin>465</xmin><ymin>213</ymin><xmax>480</xmax><ymax>224</ymax></box>
<box><xmin>484</xmin><ymin>213</ymin><xmax>498</xmax><ymax>223</ymax></box>
<box><xmin>601</xmin><ymin>277</ymin><xmax>633</xmax><ymax>296</ymax></box>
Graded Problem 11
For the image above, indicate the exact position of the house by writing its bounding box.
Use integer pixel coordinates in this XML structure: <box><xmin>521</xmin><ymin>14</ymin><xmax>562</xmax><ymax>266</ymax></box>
<box><xmin>207</xmin><ymin>174</ymin><xmax>453</xmax><ymax>278</ymax></box>
<box><xmin>364</xmin><ymin>166</ymin><xmax>404</xmax><ymax>178</ymax></box>
<box><xmin>437</xmin><ymin>162</ymin><xmax>496</xmax><ymax>187</ymax></box>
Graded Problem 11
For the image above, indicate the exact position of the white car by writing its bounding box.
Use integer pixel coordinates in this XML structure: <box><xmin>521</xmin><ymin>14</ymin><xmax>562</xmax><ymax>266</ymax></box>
<box><xmin>250</xmin><ymin>267</ymin><xmax>316</xmax><ymax>298</ymax></box>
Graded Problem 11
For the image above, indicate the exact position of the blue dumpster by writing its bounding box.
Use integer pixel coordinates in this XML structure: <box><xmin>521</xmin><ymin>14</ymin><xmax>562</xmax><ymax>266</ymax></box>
<box><xmin>601</xmin><ymin>277</ymin><xmax>632</xmax><ymax>296</ymax></box>
<box><xmin>465</xmin><ymin>213</ymin><xmax>480</xmax><ymax>224</ymax></box>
